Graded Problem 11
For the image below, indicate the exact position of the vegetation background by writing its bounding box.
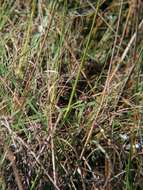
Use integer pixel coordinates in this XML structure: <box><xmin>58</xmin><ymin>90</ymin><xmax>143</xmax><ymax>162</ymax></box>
<box><xmin>0</xmin><ymin>0</ymin><xmax>143</xmax><ymax>189</ymax></box>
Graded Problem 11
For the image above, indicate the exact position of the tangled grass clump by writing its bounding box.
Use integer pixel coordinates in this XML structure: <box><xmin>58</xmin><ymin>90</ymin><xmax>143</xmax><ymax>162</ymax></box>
<box><xmin>0</xmin><ymin>0</ymin><xmax>143</xmax><ymax>189</ymax></box>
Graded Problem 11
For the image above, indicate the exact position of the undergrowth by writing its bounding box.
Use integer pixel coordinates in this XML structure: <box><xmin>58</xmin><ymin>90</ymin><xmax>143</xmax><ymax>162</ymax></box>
<box><xmin>0</xmin><ymin>0</ymin><xmax>143</xmax><ymax>190</ymax></box>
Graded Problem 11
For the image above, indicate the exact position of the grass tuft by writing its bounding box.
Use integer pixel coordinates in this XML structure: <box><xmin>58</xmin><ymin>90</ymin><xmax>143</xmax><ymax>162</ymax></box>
<box><xmin>0</xmin><ymin>0</ymin><xmax>143</xmax><ymax>189</ymax></box>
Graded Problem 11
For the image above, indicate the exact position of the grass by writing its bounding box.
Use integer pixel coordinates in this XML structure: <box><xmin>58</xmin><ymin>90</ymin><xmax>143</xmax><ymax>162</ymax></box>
<box><xmin>0</xmin><ymin>0</ymin><xmax>143</xmax><ymax>189</ymax></box>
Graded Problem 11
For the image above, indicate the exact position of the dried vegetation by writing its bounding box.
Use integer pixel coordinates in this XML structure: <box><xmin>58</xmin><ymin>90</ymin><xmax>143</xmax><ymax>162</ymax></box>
<box><xmin>0</xmin><ymin>0</ymin><xmax>143</xmax><ymax>189</ymax></box>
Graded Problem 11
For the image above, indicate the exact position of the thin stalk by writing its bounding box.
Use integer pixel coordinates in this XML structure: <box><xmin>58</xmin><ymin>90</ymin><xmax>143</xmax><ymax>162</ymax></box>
<box><xmin>63</xmin><ymin>0</ymin><xmax>101</xmax><ymax>121</ymax></box>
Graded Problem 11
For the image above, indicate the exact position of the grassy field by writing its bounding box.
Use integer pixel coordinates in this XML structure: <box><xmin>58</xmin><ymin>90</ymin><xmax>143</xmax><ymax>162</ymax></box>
<box><xmin>0</xmin><ymin>0</ymin><xmax>143</xmax><ymax>189</ymax></box>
